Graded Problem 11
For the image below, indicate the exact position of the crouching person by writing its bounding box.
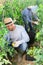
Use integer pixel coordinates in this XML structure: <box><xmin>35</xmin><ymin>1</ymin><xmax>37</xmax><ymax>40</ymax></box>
<box><xmin>4</xmin><ymin>17</ymin><xmax>30</xmax><ymax>61</ymax></box>
<box><xmin>21</xmin><ymin>5</ymin><xmax>40</xmax><ymax>33</ymax></box>
<box><xmin>21</xmin><ymin>5</ymin><xmax>40</xmax><ymax>47</ymax></box>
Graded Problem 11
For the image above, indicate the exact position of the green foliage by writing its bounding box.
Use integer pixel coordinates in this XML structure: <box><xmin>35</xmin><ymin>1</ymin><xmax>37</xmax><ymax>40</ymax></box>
<box><xmin>0</xmin><ymin>39</ymin><xmax>12</xmax><ymax>65</ymax></box>
<box><xmin>3</xmin><ymin>0</ymin><xmax>14</xmax><ymax>19</ymax></box>
<box><xmin>0</xmin><ymin>56</ymin><xmax>11</xmax><ymax>65</ymax></box>
<box><xmin>27</xmin><ymin>17</ymin><xmax>43</xmax><ymax>65</ymax></box>
<box><xmin>36</xmin><ymin>4</ymin><xmax>43</xmax><ymax>46</ymax></box>
<box><xmin>34</xmin><ymin>48</ymin><xmax>43</xmax><ymax>65</ymax></box>
<box><xmin>0</xmin><ymin>0</ymin><xmax>43</xmax><ymax>65</ymax></box>
<box><xmin>0</xmin><ymin>4</ymin><xmax>4</xmax><ymax>21</ymax></box>
<box><xmin>36</xmin><ymin>0</ymin><xmax>43</xmax><ymax>5</ymax></box>
<box><xmin>27</xmin><ymin>47</ymin><xmax>43</xmax><ymax>65</ymax></box>
<box><xmin>27</xmin><ymin>3</ymin><xmax>43</xmax><ymax>65</ymax></box>
<box><xmin>0</xmin><ymin>22</ymin><xmax>16</xmax><ymax>65</ymax></box>
<box><xmin>0</xmin><ymin>0</ymin><xmax>36</xmax><ymax>24</ymax></box>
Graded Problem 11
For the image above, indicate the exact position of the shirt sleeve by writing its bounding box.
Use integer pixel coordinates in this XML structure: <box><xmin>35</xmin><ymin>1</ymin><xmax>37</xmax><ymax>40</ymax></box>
<box><xmin>16</xmin><ymin>26</ymin><xmax>30</xmax><ymax>44</ymax></box>
<box><xmin>4</xmin><ymin>33</ymin><xmax>10</xmax><ymax>42</ymax></box>
<box><xmin>26</xmin><ymin>15</ymin><xmax>32</xmax><ymax>22</ymax></box>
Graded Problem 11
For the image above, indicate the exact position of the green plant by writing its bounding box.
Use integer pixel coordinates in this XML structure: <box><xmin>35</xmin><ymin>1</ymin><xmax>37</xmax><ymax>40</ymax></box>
<box><xmin>0</xmin><ymin>4</ymin><xmax>4</xmax><ymax>21</ymax></box>
<box><xmin>0</xmin><ymin>22</ymin><xmax>16</xmax><ymax>65</ymax></box>
<box><xmin>27</xmin><ymin>4</ymin><xmax>43</xmax><ymax>65</ymax></box>
<box><xmin>0</xmin><ymin>0</ymin><xmax>43</xmax><ymax>65</ymax></box>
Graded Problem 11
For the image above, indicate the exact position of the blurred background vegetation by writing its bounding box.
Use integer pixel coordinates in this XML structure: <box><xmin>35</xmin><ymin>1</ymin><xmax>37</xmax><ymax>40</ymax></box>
<box><xmin>0</xmin><ymin>0</ymin><xmax>43</xmax><ymax>65</ymax></box>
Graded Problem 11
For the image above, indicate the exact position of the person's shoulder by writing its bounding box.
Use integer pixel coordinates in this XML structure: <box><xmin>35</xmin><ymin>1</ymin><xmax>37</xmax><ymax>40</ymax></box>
<box><xmin>16</xmin><ymin>24</ymin><xmax>25</xmax><ymax>29</ymax></box>
<box><xmin>23</xmin><ymin>8</ymin><xmax>27</xmax><ymax>11</ymax></box>
<box><xmin>16</xmin><ymin>24</ymin><xmax>24</xmax><ymax>27</ymax></box>
<box><xmin>21</xmin><ymin>8</ymin><xmax>28</xmax><ymax>14</ymax></box>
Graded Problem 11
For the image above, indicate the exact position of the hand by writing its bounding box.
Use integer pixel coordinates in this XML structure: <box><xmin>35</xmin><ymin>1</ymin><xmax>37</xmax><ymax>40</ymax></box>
<box><xmin>32</xmin><ymin>21</ymin><xmax>39</xmax><ymax>25</ymax></box>
<box><xmin>12</xmin><ymin>41</ymin><xmax>21</xmax><ymax>47</ymax></box>
<box><xmin>12</xmin><ymin>42</ymin><xmax>16</xmax><ymax>47</ymax></box>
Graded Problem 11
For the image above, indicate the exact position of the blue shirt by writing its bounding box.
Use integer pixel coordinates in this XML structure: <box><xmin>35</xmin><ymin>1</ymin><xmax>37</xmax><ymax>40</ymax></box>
<box><xmin>21</xmin><ymin>8</ymin><xmax>32</xmax><ymax>22</ymax></box>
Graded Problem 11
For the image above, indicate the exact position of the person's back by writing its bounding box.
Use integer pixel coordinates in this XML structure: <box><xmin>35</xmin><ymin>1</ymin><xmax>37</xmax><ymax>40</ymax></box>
<box><xmin>21</xmin><ymin>8</ymin><xmax>32</xmax><ymax>23</ymax></box>
<box><xmin>21</xmin><ymin>5</ymin><xmax>39</xmax><ymax>32</ymax></box>
<box><xmin>21</xmin><ymin>7</ymin><xmax>33</xmax><ymax>32</ymax></box>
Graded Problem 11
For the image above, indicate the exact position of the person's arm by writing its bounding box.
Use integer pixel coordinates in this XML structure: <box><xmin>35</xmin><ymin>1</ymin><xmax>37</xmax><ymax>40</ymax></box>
<box><xmin>4</xmin><ymin>33</ymin><xmax>9</xmax><ymax>41</ymax></box>
<box><xmin>18</xmin><ymin>26</ymin><xmax>30</xmax><ymax>43</ymax></box>
<box><xmin>26</xmin><ymin>15</ymin><xmax>33</xmax><ymax>30</ymax></box>
<box><xmin>4</xmin><ymin>33</ymin><xmax>12</xmax><ymax>46</ymax></box>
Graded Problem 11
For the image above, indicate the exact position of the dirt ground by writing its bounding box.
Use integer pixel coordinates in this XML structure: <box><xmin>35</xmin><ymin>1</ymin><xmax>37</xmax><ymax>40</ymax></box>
<box><xmin>17</xmin><ymin>55</ymin><xmax>35</xmax><ymax>65</ymax></box>
<box><xmin>11</xmin><ymin>54</ymin><xmax>35</xmax><ymax>65</ymax></box>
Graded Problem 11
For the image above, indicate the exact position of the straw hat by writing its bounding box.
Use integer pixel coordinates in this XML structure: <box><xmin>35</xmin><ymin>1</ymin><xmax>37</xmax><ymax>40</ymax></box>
<box><xmin>28</xmin><ymin>5</ymin><xmax>38</xmax><ymax>13</ymax></box>
<box><xmin>28</xmin><ymin>6</ymin><xmax>33</xmax><ymax>9</ymax></box>
<box><xmin>4</xmin><ymin>17</ymin><xmax>16</xmax><ymax>24</ymax></box>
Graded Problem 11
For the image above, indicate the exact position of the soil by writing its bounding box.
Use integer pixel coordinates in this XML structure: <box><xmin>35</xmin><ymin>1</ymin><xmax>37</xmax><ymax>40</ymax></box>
<box><xmin>10</xmin><ymin>54</ymin><xmax>35</xmax><ymax>65</ymax></box>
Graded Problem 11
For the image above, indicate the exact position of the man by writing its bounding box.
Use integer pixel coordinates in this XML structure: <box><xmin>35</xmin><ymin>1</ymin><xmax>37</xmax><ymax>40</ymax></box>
<box><xmin>4</xmin><ymin>17</ymin><xmax>30</xmax><ymax>56</ymax></box>
<box><xmin>21</xmin><ymin>5</ymin><xmax>40</xmax><ymax>33</ymax></box>
<box><xmin>21</xmin><ymin>5</ymin><xmax>40</xmax><ymax>47</ymax></box>
<box><xmin>4</xmin><ymin>17</ymin><xmax>36</xmax><ymax>61</ymax></box>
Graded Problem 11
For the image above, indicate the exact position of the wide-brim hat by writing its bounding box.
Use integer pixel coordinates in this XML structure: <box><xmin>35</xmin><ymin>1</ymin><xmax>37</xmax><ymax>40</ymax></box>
<box><xmin>28</xmin><ymin>5</ymin><xmax>38</xmax><ymax>13</ymax></box>
<box><xmin>4</xmin><ymin>18</ymin><xmax>16</xmax><ymax>25</ymax></box>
